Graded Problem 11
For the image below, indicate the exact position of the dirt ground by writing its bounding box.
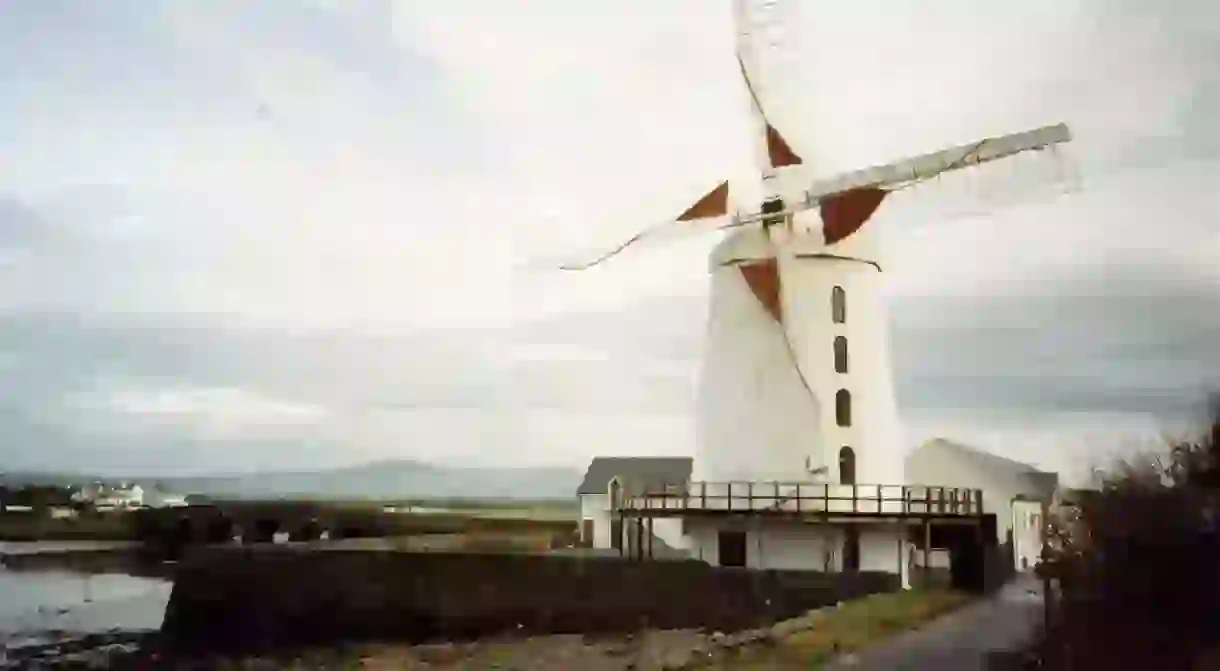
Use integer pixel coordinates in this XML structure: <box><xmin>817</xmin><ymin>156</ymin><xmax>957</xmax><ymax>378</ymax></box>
<box><xmin>3</xmin><ymin>590</ymin><xmax>969</xmax><ymax>669</ymax></box>
<box><xmin>154</xmin><ymin>591</ymin><xmax>969</xmax><ymax>670</ymax></box>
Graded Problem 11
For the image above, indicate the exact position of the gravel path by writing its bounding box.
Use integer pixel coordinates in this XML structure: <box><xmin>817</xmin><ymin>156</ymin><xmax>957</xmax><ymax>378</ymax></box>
<box><xmin>824</xmin><ymin>575</ymin><xmax>1044</xmax><ymax>670</ymax></box>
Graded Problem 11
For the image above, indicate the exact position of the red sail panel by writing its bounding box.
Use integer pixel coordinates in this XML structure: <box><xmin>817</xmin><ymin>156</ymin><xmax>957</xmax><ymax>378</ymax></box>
<box><xmin>676</xmin><ymin>181</ymin><xmax>730</xmax><ymax>221</ymax></box>
<box><xmin>739</xmin><ymin>259</ymin><xmax>782</xmax><ymax>323</ymax></box>
<box><xmin>821</xmin><ymin>187</ymin><xmax>888</xmax><ymax>245</ymax></box>
<box><xmin>766</xmin><ymin>124</ymin><xmax>804</xmax><ymax>168</ymax></box>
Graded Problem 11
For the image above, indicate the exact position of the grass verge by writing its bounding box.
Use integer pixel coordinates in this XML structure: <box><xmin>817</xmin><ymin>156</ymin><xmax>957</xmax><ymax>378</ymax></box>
<box><xmin>698</xmin><ymin>588</ymin><xmax>972</xmax><ymax>669</ymax></box>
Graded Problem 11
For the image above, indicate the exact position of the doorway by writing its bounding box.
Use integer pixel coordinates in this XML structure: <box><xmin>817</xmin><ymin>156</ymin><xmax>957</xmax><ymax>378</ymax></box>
<box><xmin>718</xmin><ymin>530</ymin><xmax>747</xmax><ymax>568</ymax></box>
<box><xmin>838</xmin><ymin>446</ymin><xmax>857</xmax><ymax>485</ymax></box>
<box><xmin>843</xmin><ymin>526</ymin><xmax>861</xmax><ymax>572</ymax></box>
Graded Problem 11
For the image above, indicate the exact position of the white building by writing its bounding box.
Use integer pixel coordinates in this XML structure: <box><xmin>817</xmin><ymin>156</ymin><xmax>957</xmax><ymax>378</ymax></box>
<box><xmin>1011</xmin><ymin>497</ymin><xmax>1046</xmax><ymax>571</ymax></box>
<box><xmin>906</xmin><ymin>438</ymin><xmax>1060</xmax><ymax>572</ymax></box>
<box><xmin>567</xmin><ymin>1</ymin><xmax>1071</xmax><ymax>588</ymax></box>
<box><xmin>679</xmin><ymin>199</ymin><xmax>920</xmax><ymax>581</ymax></box>
<box><xmin>577</xmin><ymin>457</ymin><xmax>692</xmax><ymax>557</ymax></box>
<box><xmin>143</xmin><ymin>489</ymin><xmax>189</xmax><ymax>508</ymax></box>
<box><xmin>580</xmin><ymin>436</ymin><xmax>1068</xmax><ymax>583</ymax></box>
<box><xmin>73</xmin><ymin>483</ymin><xmax>145</xmax><ymax>510</ymax></box>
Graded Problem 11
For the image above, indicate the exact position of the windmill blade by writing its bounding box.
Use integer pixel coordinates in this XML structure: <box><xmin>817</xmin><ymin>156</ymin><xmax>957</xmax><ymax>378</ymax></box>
<box><xmin>733</xmin><ymin>0</ymin><xmax>804</xmax><ymax>173</ymax></box>
<box><xmin>802</xmin><ymin>123</ymin><xmax>1072</xmax><ymax>205</ymax></box>
<box><xmin>558</xmin><ymin>181</ymin><xmax>736</xmax><ymax>271</ymax></box>
<box><xmin>733</xmin><ymin>123</ymin><xmax>1074</xmax><ymax>230</ymax></box>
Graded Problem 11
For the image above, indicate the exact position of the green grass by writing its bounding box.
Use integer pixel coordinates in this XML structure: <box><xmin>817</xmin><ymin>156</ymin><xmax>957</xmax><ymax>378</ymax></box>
<box><xmin>0</xmin><ymin>513</ymin><xmax>137</xmax><ymax>541</ymax></box>
<box><xmin>699</xmin><ymin>589</ymin><xmax>972</xmax><ymax>669</ymax></box>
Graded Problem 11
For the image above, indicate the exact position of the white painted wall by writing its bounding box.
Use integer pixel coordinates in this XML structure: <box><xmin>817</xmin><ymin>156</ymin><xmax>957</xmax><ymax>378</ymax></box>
<box><xmin>684</xmin><ymin>519</ymin><xmax>908</xmax><ymax>582</ymax></box>
<box><xmin>696</xmin><ymin>204</ymin><xmax>903</xmax><ymax>487</ymax></box>
<box><xmin>580</xmin><ymin>493</ymin><xmax>688</xmax><ymax>553</ymax></box>
<box><xmin>696</xmin><ymin>227</ymin><xmax>821</xmax><ymax>482</ymax></box>
<box><xmin>906</xmin><ymin>446</ymin><xmax>1027</xmax><ymax>545</ymax></box>
<box><xmin>580</xmin><ymin>493</ymin><xmax>612</xmax><ymax>549</ymax></box>
<box><xmin>779</xmin><ymin>217</ymin><xmax>904</xmax><ymax>487</ymax></box>
<box><xmin>653</xmin><ymin>517</ymin><xmax>689</xmax><ymax>551</ymax></box>
<box><xmin>1011</xmin><ymin>500</ymin><xmax>1044</xmax><ymax>571</ymax></box>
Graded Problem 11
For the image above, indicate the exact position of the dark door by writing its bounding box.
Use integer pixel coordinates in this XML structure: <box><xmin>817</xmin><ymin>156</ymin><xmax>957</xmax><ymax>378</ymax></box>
<box><xmin>610</xmin><ymin>519</ymin><xmax>623</xmax><ymax>551</ymax></box>
<box><xmin>581</xmin><ymin>519</ymin><xmax>594</xmax><ymax>546</ymax></box>
<box><xmin>838</xmin><ymin>446</ymin><xmax>857</xmax><ymax>485</ymax></box>
<box><xmin>843</xmin><ymin>526</ymin><xmax>861</xmax><ymax>572</ymax></box>
<box><xmin>718</xmin><ymin>530</ymin><xmax>747</xmax><ymax>568</ymax></box>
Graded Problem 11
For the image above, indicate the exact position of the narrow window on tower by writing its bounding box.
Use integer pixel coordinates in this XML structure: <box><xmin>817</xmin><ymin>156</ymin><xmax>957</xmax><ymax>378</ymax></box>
<box><xmin>834</xmin><ymin>336</ymin><xmax>848</xmax><ymax>374</ymax></box>
<box><xmin>832</xmin><ymin>286</ymin><xmax>846</xmax><ymax>324</ymax></box>
<box><xmin>836</xmin><ymin>389</ymin><xmax>852</xmax><ymax>427</ymax></box>
<box><xmin>838</xmin><ymin>446</ymin><xmax>856</xmax><ymax>485</ymax></box>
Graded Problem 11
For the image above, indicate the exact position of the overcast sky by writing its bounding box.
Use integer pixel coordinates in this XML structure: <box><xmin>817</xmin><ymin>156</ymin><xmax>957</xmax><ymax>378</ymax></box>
<box><xmin>1</xmin><ymin>0</ymin><xmax>1217</xmax><ymax>483</ymax></box>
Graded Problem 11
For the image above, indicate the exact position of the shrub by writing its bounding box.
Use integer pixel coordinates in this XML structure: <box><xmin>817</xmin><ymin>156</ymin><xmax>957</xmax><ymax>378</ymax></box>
<box><xmin>1035</xmin><ymin>394</ymin><xmax>1220</xmax><ymax>669</ymax></box>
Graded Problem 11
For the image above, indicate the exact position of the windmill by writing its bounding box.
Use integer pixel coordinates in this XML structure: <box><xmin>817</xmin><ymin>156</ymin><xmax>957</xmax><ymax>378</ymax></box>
<box><xmin>560</xmin><ymin>1</ymin><xmax>1075</xmax><ymax>491</ymax></box>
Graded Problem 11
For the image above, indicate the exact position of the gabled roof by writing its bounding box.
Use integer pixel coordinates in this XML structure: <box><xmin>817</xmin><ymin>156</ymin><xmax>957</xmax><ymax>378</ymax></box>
<box><xmin>911</xmin><ymin>438</ymin><xmax>1060</xmax><ymax>500</ymax></box>
<box><xmin>915</xmin><ymin>438</ymin><xmax>1042</xmax><ymax>473</ymax></box>
<box><xmin>577</xmin><ymin>456</ymin><xmax>693</xmax><ymax>495</ymax></box>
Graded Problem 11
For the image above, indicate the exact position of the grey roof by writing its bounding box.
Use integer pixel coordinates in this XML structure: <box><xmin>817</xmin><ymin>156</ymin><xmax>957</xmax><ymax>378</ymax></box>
<box><xmin>577</xmin><ymin>457</ymin><xmax>693</xmax><ymax>495</ymax></box>
<box><xmin>914</xmin><ymin>438</ymin><xmax>1060</xmax><ymax>500</ymax></box>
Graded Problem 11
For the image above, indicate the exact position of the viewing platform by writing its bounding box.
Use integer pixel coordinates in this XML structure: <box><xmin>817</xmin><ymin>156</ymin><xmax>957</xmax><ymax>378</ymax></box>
<box><xmin>614</xmin><ymin>481</ymin><xmax>985</xmax><ymax>524</ymax></box>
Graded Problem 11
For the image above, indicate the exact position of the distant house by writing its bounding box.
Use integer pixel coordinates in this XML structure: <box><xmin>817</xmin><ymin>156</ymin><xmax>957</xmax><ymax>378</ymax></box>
<box><xmin>906</xmin><ymin>438</ymin><xmax>1060</xmax><ymax>572</ymax></box>
<box><xmin>143</xmin><ymin>489</ymin><xmax>189</xmax><ymax>508</ymax></box>
<box><xmin>74</xmin><ymin>483</ymin><xmax>145</xmax><ymax>511</ymax></box>
<box><xmin>576</xmin><ymin>457</ymin><xmax>692</xmax><ymax>555</ymax></box>
<box><xmin>102</xmin><ymin>484</ymin><xmax>144</xmax><ymax>510</ymax></box>
<box><xmin>71</xmin><ymin>484</ymin><xmax>102</xmax><ymax>505</ymax></box>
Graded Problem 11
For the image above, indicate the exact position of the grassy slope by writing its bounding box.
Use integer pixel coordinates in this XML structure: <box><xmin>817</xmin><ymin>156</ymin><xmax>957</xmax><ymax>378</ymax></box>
<box><xmin>701</xmin><ymin>589</ymin><xmax>972</xmax><ymax>669</ymax></box>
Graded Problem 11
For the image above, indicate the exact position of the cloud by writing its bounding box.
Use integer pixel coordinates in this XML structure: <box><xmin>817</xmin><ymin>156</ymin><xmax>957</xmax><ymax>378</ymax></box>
<box><xmin>0</xmin><ymin>0</ymin><xmax>1217</xmax><ymax>478</ymax></box>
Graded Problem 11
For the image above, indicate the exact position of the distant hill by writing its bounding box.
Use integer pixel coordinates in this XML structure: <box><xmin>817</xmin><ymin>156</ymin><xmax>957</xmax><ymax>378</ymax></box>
<box><xmin>0</xmin><ymin>460</ymin><xmax>584</xmax><ymax>502</ymax></box>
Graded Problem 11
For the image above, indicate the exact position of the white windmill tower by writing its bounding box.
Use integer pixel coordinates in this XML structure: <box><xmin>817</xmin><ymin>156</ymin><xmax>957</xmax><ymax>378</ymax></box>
<box><xmin>561</xmin><ymin>0</ymin><xmax>1075</xmax><ymax>572</ymax></box>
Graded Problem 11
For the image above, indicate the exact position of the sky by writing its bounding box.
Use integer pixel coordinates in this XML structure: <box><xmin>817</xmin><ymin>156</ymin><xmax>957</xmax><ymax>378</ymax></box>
<box><xmin>0</xmin><ymin>0</ymin><xmax>1218</xmax><ymax>483</ymax></box>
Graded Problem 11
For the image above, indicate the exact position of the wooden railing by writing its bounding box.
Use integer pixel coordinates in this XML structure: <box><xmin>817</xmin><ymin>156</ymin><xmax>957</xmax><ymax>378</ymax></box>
<box><xmin>616</xmin><ymin>481</ymin><xmax>984</xmax><ymax>517</ymax></box>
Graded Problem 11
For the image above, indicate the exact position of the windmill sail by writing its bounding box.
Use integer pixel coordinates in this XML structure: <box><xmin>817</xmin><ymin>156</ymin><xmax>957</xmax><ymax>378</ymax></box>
<box><xmin>735</xmin><ymin>0</ymin><xmax>803</xmax><ymax>173</ymax></box>
<box><xmin>820</xmin><ymin>187</ymin><xmax>889</xmax><ymax>245</ymax></box>
<box><xmin>765</xmin><ymin>123</ymin><xmax>803</xmax><ymax>169</ymax></box>
<box><xmin>728</xmin><ymin>123</ymin><xmax>1076</xmax><ymax>246</ymax></box>
<box><xmin>736</xmin><ymin>257</ymin><xmax>782</xmax><ymax>322</ymax></box>
<box><xmin>558</xmin><ymin>181</ymin><xmax>733</xmax><ymax>271</ymax></box>
<box><xmin>676</xmin><ymin>181</ymin><xmax>731</xmax><ymax>221</ymax></box>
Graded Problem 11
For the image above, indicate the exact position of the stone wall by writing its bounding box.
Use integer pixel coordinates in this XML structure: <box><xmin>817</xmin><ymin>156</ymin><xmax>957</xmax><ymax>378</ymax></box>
<box><xmin>162</xmin><ymin>546</ymin><xmax>898</xmax><ymax>652</ymax></box>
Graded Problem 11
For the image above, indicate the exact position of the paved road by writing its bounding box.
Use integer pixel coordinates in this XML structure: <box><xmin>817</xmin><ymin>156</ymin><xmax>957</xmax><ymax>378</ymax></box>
<box><xmin>824</xmin><ymin>575</ymin><xmax>1044</xmax><ymax>670</ymax></box>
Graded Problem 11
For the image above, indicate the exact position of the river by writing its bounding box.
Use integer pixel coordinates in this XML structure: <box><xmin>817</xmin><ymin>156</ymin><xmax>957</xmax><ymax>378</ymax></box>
<box><xmin>0</xmin><ymin>542</ymin><xmax>172</xmax><ymax>648</ymax></box>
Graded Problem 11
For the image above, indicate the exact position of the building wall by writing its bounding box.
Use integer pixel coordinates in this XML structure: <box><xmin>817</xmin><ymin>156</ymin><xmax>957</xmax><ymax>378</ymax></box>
<box><xmin>696</xmin><ymin>220</ymin><xmax>904</xmax><ymax>488</ymax></box>
<box><xmin>1011</xmin><ymin>500</ymin><xmax>1044</xmax><ymax>571</ymax></box>
<box><xmin>779</xmin><ymin>219</ymin><xmax>904</xmax><ymax>488</ymax></box>
<box><xmin>906</xmin><ymin>447</ymin><xmax>1025</xmax><ymax>544</ymax></box>
<box><xmin>684</xmin><ymin>519</ymin><xmax>910</xmax><ymax>585</ymax></box>
<box><xmin>653</xmin><ymin>518</ymin><xmax>688</xmax><ymax>551</ymax></box>
<box><xmin>580</xmin><ymin>494</ymin><xmax>611</xmax><ymax>549</ymax></box>
<box><xmin>697</xmin><ymin>227</ymin><xmax>822</xmax><ymax>482</ymax></box>
<box><xmin>581</xmin><ymin>494</ymin><xmax>688</xmax><ymax>553</ymax></box>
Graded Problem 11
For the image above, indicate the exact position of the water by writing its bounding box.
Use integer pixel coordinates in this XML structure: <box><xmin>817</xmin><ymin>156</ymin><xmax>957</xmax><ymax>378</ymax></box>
<box><xmin>0</xmin><ymin>543</ymin><xmax>172</xmax><ymax>648</ymax></box>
